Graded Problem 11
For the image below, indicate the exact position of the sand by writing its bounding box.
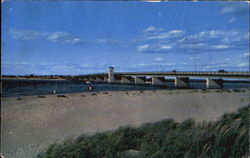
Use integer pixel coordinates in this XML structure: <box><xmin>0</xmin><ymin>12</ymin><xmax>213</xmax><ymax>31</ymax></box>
<box><xmin>1</xmin><ymin>89</ymin><xmax>249</xmax><ymax>158</ymax></box>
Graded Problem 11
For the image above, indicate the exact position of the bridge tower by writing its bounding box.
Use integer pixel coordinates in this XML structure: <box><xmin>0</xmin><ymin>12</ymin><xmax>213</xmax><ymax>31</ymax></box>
<box><xmin>108</xmin><ymin>67</ymin><xmax>114</xmax><ymax>83</ymax></box>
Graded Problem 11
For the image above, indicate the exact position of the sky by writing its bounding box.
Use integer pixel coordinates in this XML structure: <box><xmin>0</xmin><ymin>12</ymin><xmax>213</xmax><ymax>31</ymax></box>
<box><xmin>2</xmin><ymin>1</ymin><xmax>250</xmax><ymax>75</ymax></box>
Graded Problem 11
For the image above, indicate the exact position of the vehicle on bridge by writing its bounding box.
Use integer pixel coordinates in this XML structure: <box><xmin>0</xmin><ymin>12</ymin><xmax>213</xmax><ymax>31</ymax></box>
<box><xmin>218</xmin><ymin>70</ymin><xmax>226</xmax><ymax>73</ymax></box>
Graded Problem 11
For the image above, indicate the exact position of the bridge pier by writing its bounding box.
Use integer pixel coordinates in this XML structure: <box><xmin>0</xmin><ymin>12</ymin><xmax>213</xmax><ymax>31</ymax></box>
<box><xmin>152</xmin><ymin>77</ymin><xmax>165</xmax><ymax>86</ymax></box>
<box><xmin>108</xmin><ymin>67</ymin><xmax>114</xmax><ymax>83</ymax></box>
<box><xmin>113</xmin><ymin>76</ymin><xmax>122</xmax><ymax>84</ymax></box>
<box><xmin>121</xmin><ymin>76</ymin><xmax>133</xmax><ymax>84</ymax></box>
<box><xmin>104</xmin><ymin>76</ymin><xmax>108</xmax><ymax>83</ymax></box>
<box><xmin>206</xmin><ymin>78</ymin><xmax>223</xmax><ymax>89</ymax></box>
<box><xmin>82</xmin><ymin>77</ymin><xmax>88</xmax><ymax>82</ymax></box>
<box><xmin>76</xmin><ymin>78</ymin><xmax>82</xmax><ymax>81</ymax></box>
<box><xmin>95</xmin><ymin>77</ymin><xmax>103</xmax><ymax>83</ymax></box>
<box><xmin>89</xmin><ymin>77</ymin><xmax>96</xmax><ymax>82</ymax></box>
<box><xmin>135</xmin><ymin>77</ymin><xmax>147</xmax><ymax>85</ymax></box>
<box><xmin>175</xmin><ymin>77</ymin><xmax>190</xmax><ymax>88</ymax></box>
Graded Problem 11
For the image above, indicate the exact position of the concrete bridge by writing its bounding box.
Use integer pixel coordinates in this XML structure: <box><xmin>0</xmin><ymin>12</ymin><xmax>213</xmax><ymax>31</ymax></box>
<box><xmin>73</xmin><ymin>67</ymin><xmax>250</xmax><ymax>89</ymax></box>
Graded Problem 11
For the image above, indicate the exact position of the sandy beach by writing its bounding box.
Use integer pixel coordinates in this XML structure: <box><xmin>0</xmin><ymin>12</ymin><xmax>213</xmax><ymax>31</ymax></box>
<box><xmin>1</xmin><ymin>89</ymin><xmax>249</xmax><ymax>158</ymax></box>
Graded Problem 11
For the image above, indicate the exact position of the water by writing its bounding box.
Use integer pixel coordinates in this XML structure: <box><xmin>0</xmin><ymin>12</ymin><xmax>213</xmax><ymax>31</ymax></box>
<box><xmin>1</xmin><ymin>79</ymin><xmax>250</xmax><ymax>97</ymax></box>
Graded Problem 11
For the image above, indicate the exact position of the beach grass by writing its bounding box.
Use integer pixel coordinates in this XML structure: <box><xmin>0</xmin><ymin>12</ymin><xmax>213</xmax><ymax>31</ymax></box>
<box><xmin>37</xmin><ymin>105</ymin><xmax>249</xmax><ymax>158</ymax></box>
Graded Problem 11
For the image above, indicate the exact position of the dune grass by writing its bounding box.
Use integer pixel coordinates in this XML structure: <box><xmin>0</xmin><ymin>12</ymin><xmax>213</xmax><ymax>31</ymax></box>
<box><xmin>37</xmin><ymin>105</ymin><xmax>249</xmax><ymax>158</ymax></box>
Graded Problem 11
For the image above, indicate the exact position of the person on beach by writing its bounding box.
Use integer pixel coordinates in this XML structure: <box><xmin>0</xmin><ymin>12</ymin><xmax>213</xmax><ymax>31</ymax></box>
<box><xmin>87</xmin><ymin>85</ymin><xmax>94</xmax><ymax>91</ymax></box>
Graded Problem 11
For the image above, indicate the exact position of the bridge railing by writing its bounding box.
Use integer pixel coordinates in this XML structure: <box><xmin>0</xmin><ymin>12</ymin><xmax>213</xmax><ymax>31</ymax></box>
<box><xmin>75</xmin><ymin>71</ymin><xmax>250</xmax><ymax>78</ymax></box>
<box><xmin>117</xmin><ymin>71</ymin><xmax>250</xmax><ymax>76</ymax></box>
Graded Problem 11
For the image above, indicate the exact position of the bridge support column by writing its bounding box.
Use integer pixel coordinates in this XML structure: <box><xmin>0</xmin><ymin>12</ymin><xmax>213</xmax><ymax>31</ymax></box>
<box><xmin>104</xmin><ymin>76</ymin><xmax>108</xmax><ymax>83</ymax></box>
<box><xmin>121</xmin><ymin>76</ymin><xmax>133</xmax><ymax>84</ymax></box>
<box><xmin>152</xmin><ymin>77</ymin><xmax>165</xmax><ymax>86</ymax></box>
<box><xmin>85</xmin><ymin>77</ymin><xmax>90</xmax><ymax>82</ymax></box>
<box><xmin>95</xmin><ymin>77</ymin><xmax>103</xmax><ymax>83</ymax></box>
<box><xmin>83</xmin><ymin>77</ymin><xmax>88</xmax><ymax>82</ymax></box>
<box><xmin>89</xmin><ymin>77</ymin><xmax>96</xmax><ymax>82</ymax></box>
<box><xmin>108</xmin><ymin>67</ymin><xmax>114</xmax><ymax>83</ymax></box>
<box><xmin>206</xmin><ymin>78</ymin><xmax>223</xmax><ymax>89</ymax></box>
<box><xmin>175</xmin><ymin>77</ymin><xmax>190</xmax><ymax>88</ymax></box>
<box><xmin>135</xmin><ymin>77</ymin><xmax>146</xmax><ymax>85</ymax></box>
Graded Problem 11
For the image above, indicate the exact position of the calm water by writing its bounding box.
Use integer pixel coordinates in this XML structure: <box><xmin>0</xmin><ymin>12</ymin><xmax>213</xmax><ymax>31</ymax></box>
<box><xmin>1</xmin><ymin>79</ymin><xmax>250</xmax><ymax>97</ymax></box>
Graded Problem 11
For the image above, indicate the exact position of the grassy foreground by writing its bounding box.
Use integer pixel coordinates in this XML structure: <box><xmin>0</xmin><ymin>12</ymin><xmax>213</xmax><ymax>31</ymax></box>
<box><xmin>37</xmin><ymin>105</ymin><xmax>249</xmax><ymax>158</ymax></box>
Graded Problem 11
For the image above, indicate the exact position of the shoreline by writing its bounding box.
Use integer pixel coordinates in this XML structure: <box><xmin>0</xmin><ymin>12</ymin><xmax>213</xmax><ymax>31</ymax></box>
<box><xmin>1</xmin><ymin>89</ymin><xmax>250</xmax><ymax>158</ymax></box>
<box><xmin>1</xmin><ymin>88</ymin><xmax>248</xmax><ymax>99</ymax></box>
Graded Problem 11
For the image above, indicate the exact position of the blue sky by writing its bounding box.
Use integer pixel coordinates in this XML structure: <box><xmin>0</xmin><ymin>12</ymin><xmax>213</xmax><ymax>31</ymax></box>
<box><xmin>2</xmin><ymin>1</ymin><xmax>249</xmax><ymax>75</ymax></box>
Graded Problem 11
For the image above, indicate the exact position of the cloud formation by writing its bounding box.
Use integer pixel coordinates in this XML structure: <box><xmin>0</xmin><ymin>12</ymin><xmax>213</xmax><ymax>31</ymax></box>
<box><xmin>144</xmin><ymin>26</ymin><xmax>164</xmax><ymax>33</ymax></box>
<box><xmin>47</xmin><ymin>32</ymin><xmax>82</xmax><ymax>44</ymax></box>
<box><xmin>136</xmin><ymin>27</ymin><xmax>248</xmax><ymax>54</ymax></box>
<box><xmin>9</xmin><ymin>29</ymin><xmax>82</xmax><ymax>44</ymax></box>
<box><xmin>9</xmin><ymin>29</ymin><xmax>48</xmax><ymax>40</ymax></box>
<box><xmin>240</xmin><ymin>52</ymin><xmax>250</xmax><ymax>61</ymax></box>
<box><xmin>146</xmin><ymin>29</ymin><xmax>185</xmax><ymax>40</ymax></box>
<box><xmin>137</xmin><ymin>44</ymin><xmax>149</xmax><ymax>52</ymax></box>
<box><xmin>220</xmin><ymin>2</ymin><xmax>249</xmax><ymax>23</ymax></box>
<box><xmin>220</xmin><ymin>2</ymin><xmax>249</xmax><ymax>16</ymax></box>
<box><xmin>154</xmin><ymin>57</ymin><xmax>164</xmax><ymax>62</ymax></box>
<box><xmin>9</xmin><ymin>29</ymin><xmax>125</xmax><ymax>46</ymax></box>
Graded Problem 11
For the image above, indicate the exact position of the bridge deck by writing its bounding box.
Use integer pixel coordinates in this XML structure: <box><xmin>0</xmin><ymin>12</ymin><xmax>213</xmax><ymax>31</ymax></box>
<box><xmin>76</xmin><ymin>71</ymin><xmax>250</xmax><ymax>79</ymax></box>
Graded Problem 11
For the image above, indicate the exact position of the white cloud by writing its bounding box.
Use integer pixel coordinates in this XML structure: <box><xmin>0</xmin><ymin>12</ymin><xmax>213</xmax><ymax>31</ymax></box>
<box><xmin>180</xmin><ymin>43</ymin><xmax>206</xmax><ymax>48</ymax></box>
<box><xmin>3</xmin><ymin>62</ymin><xmax>54</xmax><ymax>66</ymax></box>
<box><xmin>47</xmin><ymin>32</ymin><xmax>82</xmax><ymax>44</ymax></box>
<box><xmin>147</xmin><ymin>29</ymin><xmax>185</xmax><ymax>40</ymax></box>
<box><xmin>47</xmin><ymin>32</ymin><xmax>69</xmax><ymax>41</ymax></box>
<box><xmin>220</xmin><ymin>3</ymin><xmax>249</xmax><ymax>27</ymax></box>
<box><xmin>9</xmin><ymin>29</ymin><xmax>82</xmax><ymax>44</ymax></box>
<box><xmin>144</xmin><ymin>26</ymin><xmax>157</xmax><ymax>32</ymax></box>
<box><xmin>221</xmin><ymin>31</ymin><xmax>248</xmax><ymax>43</ymax></box>
<box><xmin>180</xmin><ymin>30</ymin><xmax>226</xmax><ymax>42</ymax></box>
<box><xmin>137</xmin><ymin>43</ymin><xmax>174</xmax><ymax>53</ymax></box>
<box><xmin>169</xmin><ymin>30</ymin><xmax>183</xmax><ymax>34</ymax></box>
<box><xmin>137</xmin><ymin>44</ymin><xmax>149</xmax><ymax>51</ymax></box>
<box><xmin>220</xmin><ymin>3</ymin><xmax>249</xmax><ymax>16</ymax></box>
<box><xmin>132</xmin><ymin>62</ymin><xmax>175</xmax><ymax>68</ymax></box>
<box><xmin>240</xmin><ymin>52</ymin><xmax>249</xmax><ymax>57</ymax></box>
<box><xmin>237</xmin><ymin>63</ymin><xmax>248</xmax><ymax>67</ymax></box>
<box><xmin>189</xmin><ymin>57</ymin><xmax>200</xmax><ymax>60</ymax></box>
<box><xmin>65</xmin><ymin>38</ymin><xmax>81</xmax><ymax>44</ymax></box>
<box><xmin>9</xmin><ymin>29</ymin><xmax>48</xmax><ymax>40</ymax></box>
<box><xmin>179</xmin><ymin>30</ymin><xmax>248</xmax><ymax>45</ymax></box>
<box><xmin>221</xmin><ymin>6</ymin><xmax>236</xmax><ymax>14</ymax></box>
<box><xmin>240</xmin><ymin>52</ymin><xmax>250</xmax><ymax>60</ymax></box>
<box><xmin>155</xmin><ymin>57</ymin><xmax>164</xmax><ymax>62</ymax></box>
<box><xmin>137</xmin><ymin>29</ymin><xmax>248</xmax><ymax>54</ymax></box>
<box><xmin>143</xmin><ymin>26</ymin><xmax>164</xmax><ymax>36</ymax></box>
<box><xmin>160</xmin><ymin>45</ymin><xmax>172</xmax><ymax>50</ymax></box>
<box><xmin>211</xmin><ymin>45</ymin><xmax>229</xmax><ymax>49</ymax></box>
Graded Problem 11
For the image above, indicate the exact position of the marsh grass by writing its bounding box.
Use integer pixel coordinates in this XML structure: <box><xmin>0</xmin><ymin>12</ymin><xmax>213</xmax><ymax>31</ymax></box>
<box><xmin>37</xmin><ymin>105</ymin><xmax>249</xmax><ymax>158</ymax></box>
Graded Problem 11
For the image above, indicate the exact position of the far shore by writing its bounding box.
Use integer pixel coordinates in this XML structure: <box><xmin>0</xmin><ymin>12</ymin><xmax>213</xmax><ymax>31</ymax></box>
<box><xmin>1</xmin><ymin>77</ymin><xmax>67</xmax><ymax>80</ymax></box>
<box><xmin>2</xmin><ymin>77</ymin><xmax>250</xmax><ymax>84</ymax></box>
<box><xmin>1</xmin><ymin>89</ymin><xmax>250</xmax><ymax>158</ymax></box>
